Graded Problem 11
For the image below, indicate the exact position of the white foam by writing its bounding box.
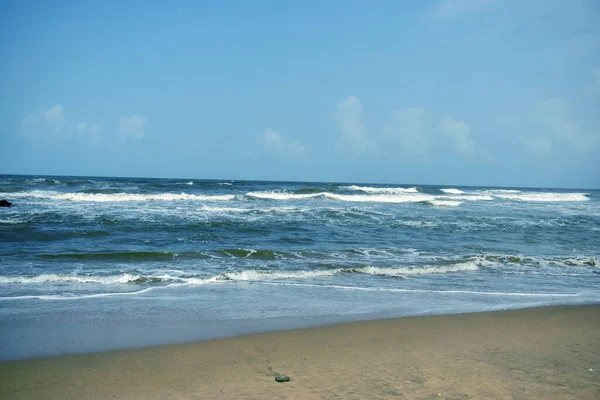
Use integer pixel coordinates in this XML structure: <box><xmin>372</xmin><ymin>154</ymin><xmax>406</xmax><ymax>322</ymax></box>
<box><xmin>247</xmin><ymin>191</ymin><xmax>322</xmax><ymax>200</ymax></box>
<box><xmin>482</xmin><ymin>189</ymin><xmax>522</xmax><ymax>194</ymax></box>
<box><xmin>428</xmin><ymin>200</ymin><xmax>462</xmax><ymax>207</ymax></box>
<box><xmin>218</xmin><ymin>182</ymin><xmax>233</xmax><ymax>186</ymax></box>
<box><xmin>262</xmin><ymin>207</ymin><xmax>306</xmax><ymax>213</ymax></box>
<box><xmin>492</xmin><ymin>192</ymin><xmax>589</xmax><ymax>202</ymax></box>
<box><xmin>220</xmin><ymin>269</ymin><xmax>339</xmax><ymax>281</ymax></box>
<box><xmin>0</xmin><ymin>218</ymin><xmax>24</xmax><ymax>224</ymax></box>
<box><xmin>27</xmin><ymin>178</ymin><xmax>61</xmax><ymax>184</ymax></box>
<box><xmin>351</xmin><ymin>261</ymin><xmax>480</xmax><ymax>276</ymax></box>
<box><xmin>538</xmin><ymin>257</ymin><xmax>598</xmax><ymax>268</ymax></box>
<box><xmin>10</xmin><ymin>190</ymin><xmax>235</xmax><ymax>202</ymax></box>
<box><xmin>325</xmin><ymin>193</ymin><xmax>435</xmax><ymax>203</ymax></box>
<box><xmin>0</xmin><ymin>273</ymin><xmax>177</xmax><ymax>285</ymax></box>
<box><xmin>249</xmin><ymin>190</ymin><xmax>452</xmax><ymax>204</ymax></box>
<box><xmin>342</xmin><ymin>185</ymin><xmax>419</xmax><ymax>194</ymax></box>
<box><xmin>258</xmin><ymin>282</ymin><xmax>579</xmax><ymax>297</ymax></box>
<box><xmin>211</xmin><ymin>260</ymin><xmax>481</xmax><ymax>282</ymax></box>
<box><xmin>442</xmin><ymin>195</ymin><xmax>493</xmax><ymax>201</ymax></box>
<box><xmin>0</xmin><ymin>284</ymin><xmax>192</xmax><ymax>301</ymax></box>
<box><xmin>440</xmin><ymin>188</ymin><xmax>464</xmax><ymax>194</ymax></box>
<box><xmin>200</xmin><ymin>205</ymin><xmax>252</xmax><ymax>213</ymax></box>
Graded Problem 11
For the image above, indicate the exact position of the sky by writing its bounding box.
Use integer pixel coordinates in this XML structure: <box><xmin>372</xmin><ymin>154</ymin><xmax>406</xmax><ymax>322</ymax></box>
<box><xmin>1</xmin><ymin>0</ymin><xmax>599</xmax><ymax>188</ymax></box>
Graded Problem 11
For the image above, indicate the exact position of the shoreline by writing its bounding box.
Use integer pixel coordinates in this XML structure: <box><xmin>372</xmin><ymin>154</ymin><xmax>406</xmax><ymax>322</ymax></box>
<box><xmin>2</xmin><ymin>304</ymin><xmax>599</xmax><ymax>399</ymax></box>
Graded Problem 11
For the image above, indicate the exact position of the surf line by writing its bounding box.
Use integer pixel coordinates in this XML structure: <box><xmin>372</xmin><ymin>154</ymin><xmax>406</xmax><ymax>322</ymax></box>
<box><xmin>255</xmin><ymin>282</ymin><xmax>580</xmax><ymax>297</ymax></box>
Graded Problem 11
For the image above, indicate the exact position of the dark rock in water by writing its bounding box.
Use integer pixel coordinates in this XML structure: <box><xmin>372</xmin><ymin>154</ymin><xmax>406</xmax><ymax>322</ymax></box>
<box><xmin>275</xmin><ymin>375</ymin><xmax>290</xmax><ymax>382</ymax></box>
<box><xmin>0</xmin><ymin>199</ymin><xmax>12</xmax><ymax>207</ymax></box>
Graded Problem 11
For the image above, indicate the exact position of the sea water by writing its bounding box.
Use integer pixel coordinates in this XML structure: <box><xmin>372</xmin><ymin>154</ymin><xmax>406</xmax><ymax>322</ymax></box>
<box><xmin>0</xmin><ymin>175</ymin><xmax>598</xmax><ymax>360</ymax></box>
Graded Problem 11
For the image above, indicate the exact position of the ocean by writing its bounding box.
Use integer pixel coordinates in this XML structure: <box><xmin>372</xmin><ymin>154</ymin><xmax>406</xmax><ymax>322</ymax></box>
<box><xmin>1</xmin><ymin>175</ymin><xmax>598</xmax><ymax>360</ymax></box>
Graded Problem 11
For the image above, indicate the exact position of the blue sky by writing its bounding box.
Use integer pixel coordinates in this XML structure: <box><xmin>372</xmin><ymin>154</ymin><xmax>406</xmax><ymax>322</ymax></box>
<box><xmin>1</xmin><ymin>0</ymin><xmax>599</xmax><ymax>188</ymax></box>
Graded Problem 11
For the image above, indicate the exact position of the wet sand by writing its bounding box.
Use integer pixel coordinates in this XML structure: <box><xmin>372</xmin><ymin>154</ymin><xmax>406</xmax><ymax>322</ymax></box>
<box><xmin>1</xmin><ymin>305</ymin><xmax>599</xmax><ymax>399</ymax></box>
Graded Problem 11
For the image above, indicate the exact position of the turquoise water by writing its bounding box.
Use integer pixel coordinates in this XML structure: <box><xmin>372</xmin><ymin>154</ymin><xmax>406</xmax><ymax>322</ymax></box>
<box><xmin>1</xmin><ymin>175</ymin><xmax>599</xmax><ymax>360</ymax></box>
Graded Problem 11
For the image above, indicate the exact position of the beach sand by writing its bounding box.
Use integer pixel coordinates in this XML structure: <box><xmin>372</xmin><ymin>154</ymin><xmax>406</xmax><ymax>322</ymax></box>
<box><xmin>1</xmin><ymin>305</ymin><xmax>598</xmax><ymax>399</ymax></box>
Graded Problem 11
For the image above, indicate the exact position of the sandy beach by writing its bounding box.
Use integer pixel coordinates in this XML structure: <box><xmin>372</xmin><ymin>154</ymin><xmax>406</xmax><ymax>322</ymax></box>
<box><xmin>1</xmin><ymin>304</ymin><xmax>598</xmax><ymax>399</ymax></box>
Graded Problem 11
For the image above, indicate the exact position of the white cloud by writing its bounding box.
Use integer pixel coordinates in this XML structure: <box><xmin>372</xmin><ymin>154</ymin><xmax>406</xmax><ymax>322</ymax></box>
<box><xmin>437</xmin><ymin>0</ymin><xmax>495</xmax><ymax>17</ymax></box>
<box><xmin>262</xmin><ymin>128</ymin><xmax>283</xmax><ymax>150</ymax></box>
<box><xmin>381</xmin><ymin>107</ymin><xmax>483</xmax><ymax>159</ymax></box>
<box><xmin>21</xmin><ymin>105</ymin><xmax>100</xmax><ymax>142</ymax></box>
<box><xmin>76</xmin><ymin>122</ymin><xmax>101</xmax><ymax>143</ymax></box>
<box><xmin>537</xmin><ymin>98</ymin><xmax>599</xmax><ymax>152</ymax></box>
<box><xmin>261</xmin><ymin>128</ymin><xmax>304</xmax><ymax>155</ymax></box>
<box><xmin>288</xmin><ymin>140</ymin><xmax>305</xmax><ymax>154</ymax></box>
<box><xmin>335</xmin><ymin>96</ymin><xmax>376</xmax><ymax>153</ymax></box>
<box><xmin>118</xmin><ymin>115</ymin><xmax>146</xmax><ymax>141</ymax></box>
<box><xmin>519</xmin><ymin>136</ymin><xmax>552</xmax><ymax>154</ymax></box>
<box><xmin>43</xmin><ymin>105</ymin><xmax>65</xmax><ymax>132</ymax></box>
<box><xmin>440</xmin><ymin>116</ymin><xmax>476</xmax><ymax>154</ymax></box>
<box><xmin>21</xmin><ymin>104</ymin><xmax>65</xmax><ymax>135</ymax></box>
<box><xmin>505</xmin><ymin>98</ymin><xmax>600</xmax><ymax>155</ymax></box>
<box><xmin>382</xmin><ymin>108</ymin><xmax>431</xmax><ymax>156</ymax></box>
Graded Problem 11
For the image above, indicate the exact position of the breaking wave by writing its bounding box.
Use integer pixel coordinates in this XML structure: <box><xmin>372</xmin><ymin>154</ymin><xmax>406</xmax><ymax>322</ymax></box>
<box><xmin>440</xmin><ymin>188</ymin><xmax>464</xmax><ymax>194</ymax></box>
<box><xmin>8</xmin><ymin>190</ymin><xmax>235</xmax><ymax>202</ymax></box>
<box><xmin>247</xmin><ymin>191</ymin><xmax>322</xmax><ymax>200</ymax></box>
<box><xmin>0</xmin><ymin>273</ymin><xmax>178</xmax><ymax>285</ymax></box>
<box><xmin>427</xmin><ymin>200</ymin><xmax>463</xmax><ymax>207</ymax></box>
<box><xmin>342</xmin><ymin>185</ymin><xmax>419</xmax><ymax>194</ymax></box>
<box><xmin>492</xmin><ymin>192</ymin><xmax>589</xmax><ymax>202</ymax></box>
<box><xmin>0</xmin><ymin>260</ymin><xmax>482</xmax><ymax>286</ymax></box>
<box><xmin>247</xmin><ymin>191</ymin><xmax>435</xmax><ymax>203</ymax></box>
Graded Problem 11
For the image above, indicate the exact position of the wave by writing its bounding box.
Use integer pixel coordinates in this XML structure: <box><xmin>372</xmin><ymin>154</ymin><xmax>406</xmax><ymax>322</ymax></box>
<box><xmin>482</xmin><ymin>189</ymin><xmax>522</xmax><ymax>194</ymax></box>
<box><xmin>342</xmin><ymin>185</ymin><xmax>419</xmax><ymax>194</ymax></box>
<box><xmin>200</xmin><ymin>205</ymin><xmax>253</xmax><ymax>213</ymax></box>
<box><xmin>37</xmin><ymin>249</ymin><xmax>287</xmax><ymax>262</ymax></box>
<box><xmin>39</xmin><ymin>251</ymin><xmax>182</xmax><ymax>261</ymax></box>
<box><xmin>214</xmin><ymin>260</ymin><xmax>482</xmax><ymax>281</ymax></box>
<box><xmin>0</xmin><ymin>273</ymin><xmax>178</xmax><ymax>285</ymax></box>
<box><xmin>0</xmin><ymin>284</ymin><xmax>196</xmax><ymax>301</ymax></box>
<box><xmin>0</xmin><ymin>259</ymin><xmax>482</xmax><ymax>287</ymax></box>
<box><xmin>344</xmin><ymin>261</ymin><xmax>480</xmax><ymax>276</ymax></box>
<box><xmin>440</xmin><ymin>188</ymin><xmax>464</xmax><ymax>194</ymax></box>
<box><xmin>427</xmin><ymin>200</ymin><xmax>462</xmax><ymax>207</ymax></box>
<box><xmin>293</xmin><ymin>187</ymin><xmax>328</xmax><ymax>194</ymax></box>
<box><xmin>247</xmin><ymin>191</ymin><xmax>322</xmax><ymax>200</ymax></box>
<box><xmin>215</xmin><ymin>248</ymin><xmax>279</xmax><ymax>260</ymax></box>
<box><xmin>245</xmin><ymin>190</ymin><xmax>499</xmax><ymax>204</ymax></box>
<box><xmin>64</xmin><ymin>179</ymin><xmax>99</xmax><ymax>185</ymax></box>
<box><xmin>445</xmin><ymin>194</ymin><xmax>494</xmax><ymax>201</ymax></box>
<box><xmin>77</xmin><ymin>188</ymin><xmax>125</xmax><ymax>194</ymax></box>
<box><xmin>491</xmin><ymin>192</ymin><xmax>589</xmax><ymax>202</ymax></box>
<box><xmin>9</xmin><ymin>190</ymin><xmax>235</xmax><ymax>202</ymax></box>
<box><xmin>220</xmin><ymin>269</ymin><xmax>339</xmax><ymax>281</ymax></box>
<box><xmin>201</xmin><ymin>206</ymin><xmax>305</xmax><ymax>213</ymax></box>
<box><xmin>480</xmin><ymin>254</ymin><xmax>599</xmax><ymax>271</ymax></box>
<box><xmin>325</xmin><ymin>193</ymin><xmax>435</xmax><ymax>203</ymax></box>
<box><xmin>19</xmin><ymin>247</ymin><xmax>600</xmax><ymax>270</ymax></box>
<box><xmin>26</xmin><ymin>178</ymin><xmax>61</xmax><ymax>184</ymax></box>
<box><xmin>247</xmin><ymin>191</ymin><xmax>436</xmax><ymax>203</ymax></box>
<box><xmin>258</xmin><ymin>282</ymin><xmax>579</xmax><ymax>297</ymax></box>
<box><xmin>0</xmin><ymin>218</ymin><xmax>25</xmax><ymax>225</ymax></box>
<box><xmin>262</xmin><ymin>207</ymin><xmax>306</xmax><ymax>213</ymax></box>
<box><xmin>0</xmin><ymin>282</ymin><xmax>579</xmax><ymax>301</ymax></box>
